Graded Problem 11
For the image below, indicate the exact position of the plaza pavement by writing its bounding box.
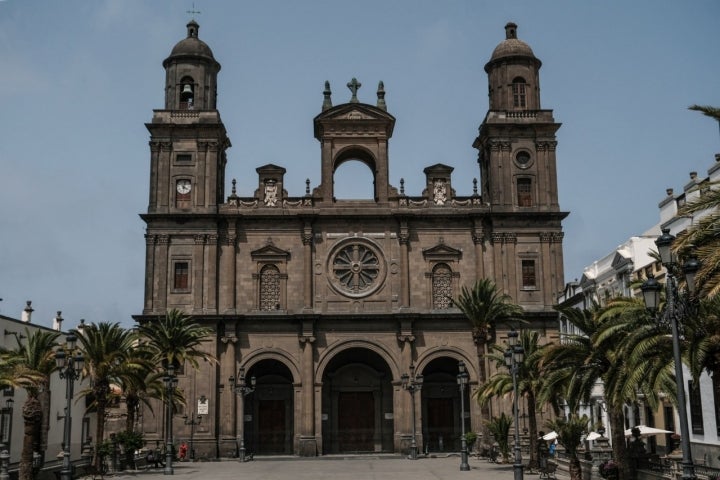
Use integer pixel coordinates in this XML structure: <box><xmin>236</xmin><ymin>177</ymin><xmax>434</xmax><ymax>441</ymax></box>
<box><xmin>104</xmin><ymin>454</ymin><xmax>529</xmax><ymax>480</ymax></box>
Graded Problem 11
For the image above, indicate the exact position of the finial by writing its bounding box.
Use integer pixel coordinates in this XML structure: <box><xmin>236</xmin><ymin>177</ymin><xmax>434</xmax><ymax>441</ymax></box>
<box><xmin>505</xmin><ymin>22</ymin><xmax>518</xmax><ymax>40</ymax></box>
<box><xmin>400</xmin><ymin>178</ymin><xmax>405</xmax><ymax>195</ymax></box>
<box><xmin>231</xmin><ymin>178</ymin><xmax>238</xmax><ymax>197</ymax></box>
<box><xmin>376</xmin><ymin>81</ymin><xmax>386</xmax><ymax>111</ymax></box>
<box><xmin>347</xmin><ymin>78</ymin><xmax>361</xmax><ymax>103</ymax></box>
<box><xmin>306</xmin><ymin>178</ymin><xmax>311</xmax><ymax>195</ymax></box>
<box><xmin>322</xmin><ymin>81</ymin><xmax>332</xmax><ymax>111</ymax></box>
<box><xmin>473</xmin><ymin>178</ymin><xmax>478</xmax><ymax>195</ymax></box>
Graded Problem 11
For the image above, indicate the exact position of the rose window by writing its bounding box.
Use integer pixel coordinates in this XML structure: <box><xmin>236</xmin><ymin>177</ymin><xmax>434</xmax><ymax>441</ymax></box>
<box><xmin>328</xmin><ymin>239</ymin><xmax>386</xmax><ymax>298</ymax></box>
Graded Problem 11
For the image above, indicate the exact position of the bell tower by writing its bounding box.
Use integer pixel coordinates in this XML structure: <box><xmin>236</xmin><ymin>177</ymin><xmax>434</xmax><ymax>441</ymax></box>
<box><xmin>146</xmin><ymin>20</ymin><xmax>230</xmax><ymax>215</ymax></box>
<box><xmin>474</xmin><ymin>22</ymin><xmax>560</xmax><ymax>212</ymax></box>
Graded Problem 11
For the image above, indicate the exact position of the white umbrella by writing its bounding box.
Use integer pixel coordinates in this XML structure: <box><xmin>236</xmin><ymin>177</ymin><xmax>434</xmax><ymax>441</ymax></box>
<box><xmin>542</xmin><ymin>431</ymin><xmax>558</xmax><ymax>441</ymax></box>
<box><xmin>624</xmin><ymin>425</ymin><xmax>673</xmax><ymax>437</ymax></box>
<box><xmin>586</xmin><ymin>431</ymin><xmax>603</xmax><ymax>441</ymax></box>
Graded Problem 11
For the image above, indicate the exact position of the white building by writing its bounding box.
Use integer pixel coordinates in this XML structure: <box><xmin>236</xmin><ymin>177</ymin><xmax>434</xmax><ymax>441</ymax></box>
<box><xmin>1</xmin><ymin>302</ymin><xmax>95</xmax><ymax>476</ymax></box>
<box><xmin>558</xmin><ymin>153</ymin><xmax>720</xmax><ymax>465</ymax></box>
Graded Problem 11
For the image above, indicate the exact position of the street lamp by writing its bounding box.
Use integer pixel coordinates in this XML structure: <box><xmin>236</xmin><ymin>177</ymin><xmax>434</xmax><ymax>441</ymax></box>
<box><xmin>55</xmin><ymin>333</ymin><xmax>85</xmax><ymax>480</ymax></box>
<box><xmin>182</xmin><ymin>395</ymin><xmax>205</xmax><ymax>462</ymax></box>
<box><xmin>163</xmin><ymin>364</ymin><xmax>178</xmax><ymax>475</ymax></box>
<box><xmin>401</xmin><ymin>364</ymin><xmax>423</xmax><ymax>460</ymax></box>
<box><xmin>504</xmin><ymin>329</ymin><xmax>525</xmax><ymax>480</ymax></box>
<box><xmin>229</xmin><ymin>368</ymin><xmax>256</xmax><ymax>462</ymax></box>
<box><xmin>457</xmin><ymin>360</ymin><xmax>470</xmax><ymax>471</ymax></box>
<box><xmin>641</xmin><ymin>228</ymin><xmax>699</xmax><ymax>480</ymax></box>
<box><xmin>0</xmin><ymin>444</ymin><xmax>9</xmax><ymax>480</ymax></box>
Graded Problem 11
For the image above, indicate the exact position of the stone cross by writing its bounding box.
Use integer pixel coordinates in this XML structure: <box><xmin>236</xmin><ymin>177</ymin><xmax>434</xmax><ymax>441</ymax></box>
<box><xmin>347</xmin><ymin>78</ymin><xmax>361</xmax><ymax>103</ymax></box>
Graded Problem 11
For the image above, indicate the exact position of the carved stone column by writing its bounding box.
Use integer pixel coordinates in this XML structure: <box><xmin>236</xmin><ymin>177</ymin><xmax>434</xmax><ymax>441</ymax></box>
<box><xmin>206</xmin><ymin>234</ymin><xmax>218</xmax><ymax>313</ymax></box>
<box><xmin>192</xmin><ymin>235</ymin><xmax>206</xmax><ymax>313</ymax></box>
<box><xmin>397</xmin><ymin>320</ymin><xmax>415</xmax><ymax>451</ymax></box>
<box><xmin>302</xmin><ymin>222</ymin><xmax>314</xmax><ymax>311</ymax></box>
<box><xmin>471</xmin><ymin>220</ymin><xmax>485</xmax><ymax>282</ymax></box>
<box><xmin>156</xmin><ymin>234</ymin><xmax>170</xmax><ymax>312</ymax></box>
<box><xmin>218</xmin><ymin>227</ymin><xmax>237</xmax><ymax>314</ymax></box>
<box><xmin>143</xmin><ymin>234</ymin><xmax>156</xmax><ymax>314</ymax></box>
<box><xmin>298</xmin><ymin>318</ymin><xmax>317</xmax><ymax>456</ymax></box>
<box><xmin>220</xmin><ymin>332</ymin><xmax>238</xmax><ymax>455</ymax></box>
<box><xmin>398</xmin><ymin>220</ymin><xmax>410</xmax><ymax>308</ymax></box>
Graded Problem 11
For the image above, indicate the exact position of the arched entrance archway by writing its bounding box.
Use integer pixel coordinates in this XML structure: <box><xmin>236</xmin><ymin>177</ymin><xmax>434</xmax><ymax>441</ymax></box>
<box><xmin>321</xmin><ymin>348</ymin><xmax>394</xmax><ymax>454</ymax></box>
<box><xmin>244</xmin><ymin>359</ymin><xmax>294</xmax><ymax>455</ymax></box>
<box><xmin>421</xmin><ymin>357</ymin><xmax>469</xmax><ymax>453</ymax></box>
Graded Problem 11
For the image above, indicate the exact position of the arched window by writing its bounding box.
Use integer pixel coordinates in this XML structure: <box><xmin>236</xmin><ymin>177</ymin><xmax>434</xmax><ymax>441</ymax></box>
<box><xmin>517</xmin><ymin>177</ymin><xmax>532</xmax><ymax>207</ymax></box>
<box><xmin>259</xmin><ymin>265</ymin><xmax>281</xmax><ymax>311</ymax></box>
<box><xmin>512</xmin><ymin>77</ymin><xmax>527</xmax><ymax>108</ymax></box>
<box><xmin>432</xmin><ymin>263</ymin><xmax>453</xmax><ymax>309</ymax></box>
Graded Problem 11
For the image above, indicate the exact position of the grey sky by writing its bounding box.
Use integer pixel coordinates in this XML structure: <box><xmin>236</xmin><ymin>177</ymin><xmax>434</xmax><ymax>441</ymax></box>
<box><xmin>1</xmin><ymin>0</ymin><xmax>718</xmax><ymax>328</ymax></box>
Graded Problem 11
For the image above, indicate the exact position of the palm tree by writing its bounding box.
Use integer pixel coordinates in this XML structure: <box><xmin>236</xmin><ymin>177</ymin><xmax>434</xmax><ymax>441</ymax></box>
<box><xmin>672</xmin><ymin>104</ymin><xmax>720</xmax><ymax>296</ymax></box>
<box><xmin>485</xmin><ymin>413</ymin><xmax>513</xmax><ymax>462</ymax></box>
<box><xmin>546</xmin><ymin>414</ymin><xmax>590</xmax><ymax>480</ymax></box>
<box><xmin>452</xmin><ymin>279</ymin><xmax>524</xmax><ymax>437</ymax></box>
<box><xmin>0</xmin><ymin>329</ymin><xmax>59</xmax><ymax>480</ymax></box>
<box><xmin>74</xmin><ymin>322</ymin><xmax>137</xmax><ymax>472</ymax></box>
<box><xmin>137</xmin><ymin>308</ymin><xmax>215</xmax><ymax>371</ymax></box>
<box><xmin>541</xmin><ymin>305</ymin><xmax>633</xmax><ymax>480</ymax></box>
<box><xmin>474</xmin><ymin>330</ymin><xmax>548</xmax><ymax>469</ymax></box>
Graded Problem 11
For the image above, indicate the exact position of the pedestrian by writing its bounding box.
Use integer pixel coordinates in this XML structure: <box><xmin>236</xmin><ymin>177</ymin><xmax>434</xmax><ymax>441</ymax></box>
<box><xmin>179</xmin><ymin>441</ymin><xmax>188</xmax><ymax>462</ymax></box>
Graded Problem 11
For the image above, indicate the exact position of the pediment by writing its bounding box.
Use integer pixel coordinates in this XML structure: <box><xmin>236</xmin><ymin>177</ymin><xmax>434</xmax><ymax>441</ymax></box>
<box><xmin>315</xmin><ymin>103</ymin><xmax>394</xmax><ymax>122</ymax></box>
<box><xmin>422</xmin><ymin>243</ymin><xmax>463</xmax><ymax>260</ymax></box>
<box><xmin>610</xmin><ymin>251</ymin><xmax>632</xmax><ymax>270</ymax></box>
<box><xmin>314</xmin><ymin>103</ymin><xmax>396</xmax><ymax>138</ymax></box>
<box><xmin>251</xmin><ymin>244</ymin><xmax>291</xmax><ymax>260</ymax></box>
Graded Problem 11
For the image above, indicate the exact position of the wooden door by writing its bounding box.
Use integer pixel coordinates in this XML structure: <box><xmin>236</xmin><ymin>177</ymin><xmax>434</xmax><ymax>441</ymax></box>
<box><xmin>426</xmin><ymin>397</ymin><xmax>454</xmax><ymax>452</ymax></box>
<box><xmin>257</xmin><ymin>399</ymin><xmax>286</xmax><ymax>454</ymax></box>
<box><xmin>338</xmin><ymin>392</ymin><xmax>374</xmax><ymax>452</ymax></box>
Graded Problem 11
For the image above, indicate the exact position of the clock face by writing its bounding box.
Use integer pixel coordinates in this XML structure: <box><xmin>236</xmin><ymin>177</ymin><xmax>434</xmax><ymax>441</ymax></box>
<box><xmin>177</xmin><ymin>180</ymin><xmax>192</xmax><ymax>194</ymax></box>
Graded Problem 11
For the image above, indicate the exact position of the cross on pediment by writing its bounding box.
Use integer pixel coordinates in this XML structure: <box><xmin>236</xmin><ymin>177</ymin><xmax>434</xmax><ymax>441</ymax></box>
<box><xmin>347</xmin><ymin>77</ymin><xmax>361</xmax><ymax>103</ymax></box>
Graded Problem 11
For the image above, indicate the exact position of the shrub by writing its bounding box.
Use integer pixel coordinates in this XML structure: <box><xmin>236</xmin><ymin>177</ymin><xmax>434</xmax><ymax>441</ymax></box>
<box><xmin>599</xmin><ymin>460</ymin><xmax>619</xmax><ymax>480</ymax></box>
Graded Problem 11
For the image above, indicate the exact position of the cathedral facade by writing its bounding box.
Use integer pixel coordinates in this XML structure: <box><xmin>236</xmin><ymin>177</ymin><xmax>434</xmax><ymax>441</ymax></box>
<box><xmin>135</xmin><ymin>21</ymin><xmax>567</xmax><ymax>458</ymax></box>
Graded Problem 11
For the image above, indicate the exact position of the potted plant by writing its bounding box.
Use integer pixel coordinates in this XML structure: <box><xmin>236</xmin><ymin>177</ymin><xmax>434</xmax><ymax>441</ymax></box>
<box><xmin>599</xmin><ymin>459</ymin><xmax>619</xmax><ymax>480</ymax></box>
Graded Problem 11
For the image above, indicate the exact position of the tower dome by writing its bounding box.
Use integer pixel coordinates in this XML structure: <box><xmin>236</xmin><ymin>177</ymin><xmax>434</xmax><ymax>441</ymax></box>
<box><xmin>161</xmin><ymin>20</ymin><xmax>221</xmax><ymax>110</ymax></box>
<box><xmin>164</xmin><ymin>20</ymin><xmax>218</xmax><ymax>65</ymax></box>
<box><xmin>485</xmin><ymin>22</ymin><xmax>540</xmax><ymax>71</ymax></box>
<box><xmin>484</xmin><ymin>23</ymin><xmax>542</xmax><ymax>111</ymax></box>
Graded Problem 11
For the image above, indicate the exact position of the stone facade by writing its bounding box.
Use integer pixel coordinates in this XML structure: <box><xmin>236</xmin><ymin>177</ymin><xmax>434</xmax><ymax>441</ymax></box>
<box><xmin>135</xmin><ymin>21</ymin><xmax>567</xmax><ymax>458</ymax></box>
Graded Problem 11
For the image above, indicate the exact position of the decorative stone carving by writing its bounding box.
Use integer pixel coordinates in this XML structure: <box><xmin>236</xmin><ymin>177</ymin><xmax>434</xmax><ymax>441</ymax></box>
<box><xmin>264</xmin><ymin>180</ymin><xmax>278</xmax><ymax>207</ymax></box>
<box><xmin>433</xmin><ymin>179</ymin><xmax>447</xmax><ymax>205</ymax></box>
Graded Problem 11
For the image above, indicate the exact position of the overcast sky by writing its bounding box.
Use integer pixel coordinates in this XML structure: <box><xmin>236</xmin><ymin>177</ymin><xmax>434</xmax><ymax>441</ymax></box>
<box><xmin>1</xmin><ymin>0</ymin><xmax>718</xmax><ymax>328</ymax></box>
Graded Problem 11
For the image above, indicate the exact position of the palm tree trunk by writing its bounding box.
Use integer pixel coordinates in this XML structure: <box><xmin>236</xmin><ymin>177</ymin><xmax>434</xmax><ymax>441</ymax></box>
<box><xmin>527</xmin><ymin>391</ymin><xmax>539</xmax><ymax>469</ymax></box>
<box><xmin>475</xmin><ymin>339</ymin><xmax>492</xmax><ymax>445</ymax></box>
<box><xmin>19</xmin><ymin>398</ymin><xmax>42</xmax><ymax>480</ymax></box>
<box><xmin>93</xmin><ymin>388</ymin><xmax>109</xmax><ymax>471</ymax></box>
<box><xmin>568</xmin><ymin>455</ymin><xmax>583</xmax><ymax>480</ymax></box>
<box><xmin>609</xmin><ymin>407</ymin><xmax>628</xmax><ymax>480</ymax></box>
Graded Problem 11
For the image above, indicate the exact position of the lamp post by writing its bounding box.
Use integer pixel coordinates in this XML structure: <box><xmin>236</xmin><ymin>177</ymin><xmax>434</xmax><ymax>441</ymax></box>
<box><xmin>55</xmin><ymin>333</ymin><xmax>85</xmax><ymax>480</ymax></box>
<box><xmin>457</xmin><ymin>360</ymin><xmax>470</xmax><ymax>471</ymax></box>
<box><xmin>641</xmin><ymin>228</ymin><xmax>698</xmax><ymax>480</ymax></box>
<box><xmin>182</xmin><ymin>395</ymin><xmax>205</xmax><ymax>462</ymax></box>
<box><xmin>163</xmin><ymin>364</ymin><xmax>178</xmax><ymax>475</ymax></box>
<box><xmin>504</xmin><ymin>329</ymin><xmax>525</xmax><ymax>480</ymax></box>
<box><xmin>401</xmin><ymin>364</ymin><xmax>423</xmax><ymax>460</ymax></box>
<box><xmin>0</xmin><ymin>444</ymin><xmax>9</xmax><ymax>480</ymax></box>
<box><xmin>229</xmin><ymin>368</ymin><xmax>256</xmax><ymax>462</ymax></box>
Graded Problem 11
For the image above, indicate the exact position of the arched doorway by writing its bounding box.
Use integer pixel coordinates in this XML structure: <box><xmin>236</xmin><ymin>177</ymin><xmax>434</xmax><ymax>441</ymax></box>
<box><xmin>244</xmin><ymin>359</ymin><xmax>294</xmax><ymax>455</ymax></box>
<box><xmin>321</xmin><ymin>348</ymin><xmax>393</xmax><ymax>454</ymax></box>
<box><xmin>421</xmin><ymin>357</ymin><xmax>469</xmax><ymax>453</ymax></box>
